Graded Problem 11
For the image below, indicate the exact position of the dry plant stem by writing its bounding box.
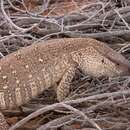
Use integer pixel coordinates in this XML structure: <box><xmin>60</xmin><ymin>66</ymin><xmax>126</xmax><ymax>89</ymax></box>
<box><xmin>114</xmin><ymin>9</ymin><xmax>130</xmax><ymax>30</ymax></box>
<box><xmin>71</xmin><ymin>0</ymin><xmax>83</xmax><ymax>13</ymax></box>
<box><xmin>9</xmin><ymin>103</ymin><xmax>102</xmax><ymax>130</ymax></box>
<box><xmin>1</xmin><ymin>0</ymin><xmax>26</xmax><ymax>32</ymax></box>
<box><xmin>1</xmin><ymin>0</ymin><xmax>39</xmax><ymax>33</ymax></box>
<box><xmin>21</xmin><ymin>0</ymin><xmax>31</xmax><ymax>14</ymax></box>
<box><xmin>21</xmin><ymin>0</ymin><xmax>43</xmax><ymax>16</ymax></box>
<box><xmin>64</xmin><ymin>30</ymin><xmax>130</xmax><ymax>39</ymax></box>
<box><xmin>118</xmin><ymin>44</ymin><xmax>130</xmax><ymax>53</ymax></box>
<box><xmin>34</xmin><ymin>28</ymin><xmax>130</xmax><ymax>41</ymax></box>
<box><xmin>33</xmin><ymin>31</ymin><xmax>63</xmax><ymax>43</ymax></box>
<box><xmin>108</xmin><ymin>17</ymin><xmax>117</xmax><ymax>31</ymax></box>
<box><xmin>7</xmin><ymin>0</ymin><xmax>45</xmax><ymax>18</ymax></box>
<box><xmin>35</xmin><ymin>29</ymin><xmax>130</xmax><ymax>40</ymax></box>
<box><xmin>62</xmin><ymin>2</ymin><xmax>107</xmax><ymax>27</ymax></box>
<box><xmin>37</xmin><ymin>114</ymin><xmax>75</xmax><ymax>130</ymax></box>
<box><xmin>36</xmin><ymin>0</ymin><xmax>52</xmax><ymax>15</ymax></box>
<box><xmin>81</xmin><ymin>2</ymin><xmax>104</xmax><ymax>11</ymax></box>
<box><xmin>49</xmin><ymin>103</ymin><xmax>101</xmax><ymax>130</ymax></box>
<box><xmin>79</xmin><ymin>2</ymin><xmax>110</xmax><ymax>25</ymax></box>
<box><xmin>7</xmin><ymin>0</ymin><xmax>26</xmax><ymax>13</ymax></box>
<box><xmin>0</xmin><ymin>52</ymin><xmax>4</xmax><ymax>57</ymax></box>
<box><xmin>9</xmin><ymin>89</ymin><xmax>130</xmax><ymax>130</ymax></box>
<box><xmin>100</xmin><ymin>6</ymin><xmax>130</xmax><ymax>19</ymax></box>
<box><xmin>43</xmin><ymin>0</ymin><xmax>51</xmax><ymax>10</ymax></box>
<box><xmin>66</xmin><ymin>24</ymin><xmax>102</xmax><ymax>31</ymax></box>
<box><xmin>64</xmin><ymin>89</ymin><xmax>130</xmax><ymax>105</ymax></box>
<box><xmin>22</xmin><ymin>0</ymin><xmax>51</xmax><ymax>16</ymax></box>
<box><xmin>0</xmin><ymin>34</ymin><xmax>36</xmax><ymax>43</ymax></box>
<box><xmin>60</xmin><ymin>103</ymin><xmax>102</xmax><ymax>130</ymax></box>
<box><xmin>38</xmin><ymin>98</ymin><xmax>130</xmax><ymax>130</ymax></box>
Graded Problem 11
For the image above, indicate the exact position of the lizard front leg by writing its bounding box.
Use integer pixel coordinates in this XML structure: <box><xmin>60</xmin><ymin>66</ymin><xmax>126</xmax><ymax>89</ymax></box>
<box><xmin>57</xmin><ymin>63</ymin><xmax>79</xmax><ymax>101</ymax></box>
<box><xmin>0</xmin><ymin>112</ymin><xmax>9</xmax><ymax>130</ymax></box>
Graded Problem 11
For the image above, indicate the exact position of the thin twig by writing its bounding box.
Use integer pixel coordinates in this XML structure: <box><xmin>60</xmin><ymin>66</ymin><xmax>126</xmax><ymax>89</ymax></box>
<box><xmin>9</xmin><ymin>89</ymin><xmax>130</xmax><ymax>130</ymax></box>
<box><xmin>114</xmin><ymin>8</ymin><xmax>130</xmax><ymax>30</ymax></box>
<box><xmin>1</xmin><ymin>0</ymin><xmax>39</xmax><ymax>32</ymax></box>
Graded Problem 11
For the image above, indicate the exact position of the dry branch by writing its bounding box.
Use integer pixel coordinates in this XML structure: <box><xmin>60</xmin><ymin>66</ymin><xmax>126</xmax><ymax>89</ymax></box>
<box><xmin>0</xmin><ymin>0</ymin><xmax>130</xmax><ymax>130</ymax></box>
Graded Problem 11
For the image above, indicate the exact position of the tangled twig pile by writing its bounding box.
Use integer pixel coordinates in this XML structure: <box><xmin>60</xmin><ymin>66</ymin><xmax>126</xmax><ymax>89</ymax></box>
<box><xmin>0</xmin><ymin>0</ymin><xmax>130</xmax><ymax>130</ymax></box>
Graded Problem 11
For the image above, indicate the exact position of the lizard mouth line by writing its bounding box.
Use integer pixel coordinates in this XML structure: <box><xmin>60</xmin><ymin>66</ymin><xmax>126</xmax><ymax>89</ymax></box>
<box><xmin>93</xmin><ymin>46</ymin><xmax>130</xmax><ymax>74</ymax></box>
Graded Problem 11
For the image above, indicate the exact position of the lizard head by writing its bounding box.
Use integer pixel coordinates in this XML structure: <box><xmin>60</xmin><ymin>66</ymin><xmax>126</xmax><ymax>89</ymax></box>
<box><xmin>76</xmin><ymin>39</ymin><xmax>130</xmax><ymax>77</ymax></box>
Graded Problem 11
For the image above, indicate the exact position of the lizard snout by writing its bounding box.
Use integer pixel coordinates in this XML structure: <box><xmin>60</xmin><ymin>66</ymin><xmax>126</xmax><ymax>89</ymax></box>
<box><xmin>120</xmin><ymin>62</ymin><xmax>130</xmax><ymax>76</ymax></box>
<box><xmin>126</xmin><ymin>64</ymin><xmax>130</xmax><ymax>75</ymax></box>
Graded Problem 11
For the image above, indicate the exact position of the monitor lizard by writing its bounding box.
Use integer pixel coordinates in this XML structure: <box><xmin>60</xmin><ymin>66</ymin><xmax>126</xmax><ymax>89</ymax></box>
<box><xmin>0</xmin><ymin>38</ymin><xmax>130</xmax><ymax>130</ymax></box>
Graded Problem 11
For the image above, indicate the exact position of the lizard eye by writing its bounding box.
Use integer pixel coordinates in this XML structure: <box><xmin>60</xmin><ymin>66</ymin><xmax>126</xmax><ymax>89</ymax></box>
<box><xmin>116</xmin><ymin>63</ymin><xmax>120</xmax><ymax>66</ymax></box>
<box><xmin>101</xmin><ymin>59</ymin><xmax>104</xmax><ymax>63</ymax></box>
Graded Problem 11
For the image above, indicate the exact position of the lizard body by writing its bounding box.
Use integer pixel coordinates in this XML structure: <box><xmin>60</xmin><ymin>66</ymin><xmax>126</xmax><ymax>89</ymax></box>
<box><xmin>0</xmin><ymin>38</ymin><xmax>130</xmax><ymax>129</ymax></box>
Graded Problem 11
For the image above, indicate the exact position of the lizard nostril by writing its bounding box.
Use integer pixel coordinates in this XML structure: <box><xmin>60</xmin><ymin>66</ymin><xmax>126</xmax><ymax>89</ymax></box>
<box><xmin>101</xmin><ymin>59</ymin><xmax>104</xmax><ymax>63</ymax></box>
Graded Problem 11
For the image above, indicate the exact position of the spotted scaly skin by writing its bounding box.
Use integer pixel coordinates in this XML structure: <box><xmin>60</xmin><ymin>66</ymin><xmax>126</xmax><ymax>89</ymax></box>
<box><xmin>0</xmin><ymin>38</ymin><xmax>130</xmax><ymax>129</ymax></box>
